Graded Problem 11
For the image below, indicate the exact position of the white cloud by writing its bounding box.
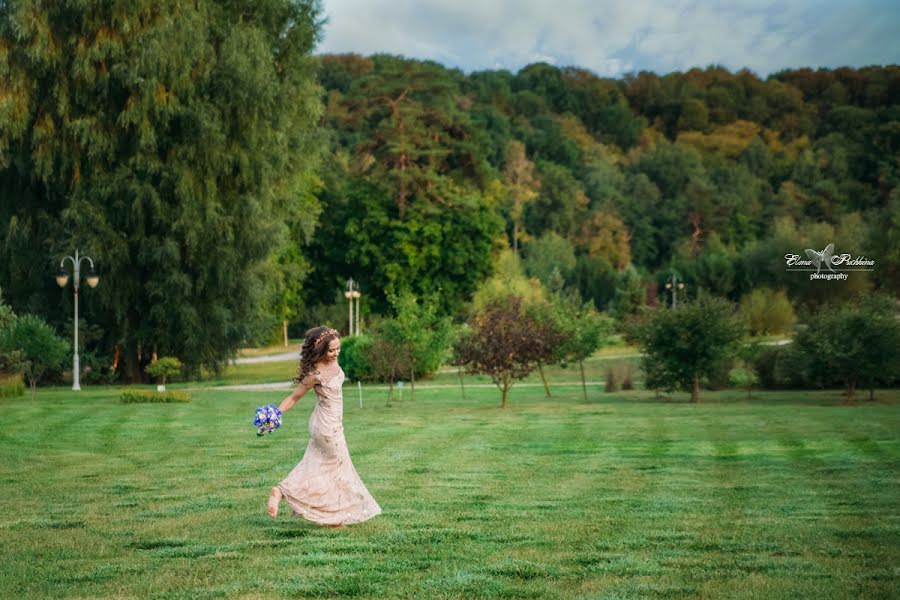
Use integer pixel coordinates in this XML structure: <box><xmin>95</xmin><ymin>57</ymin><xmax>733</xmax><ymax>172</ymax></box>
<box><xmin>317</xmin><ymin>0</ymin><xmax>900</xmax><ymax>76</ymax></box>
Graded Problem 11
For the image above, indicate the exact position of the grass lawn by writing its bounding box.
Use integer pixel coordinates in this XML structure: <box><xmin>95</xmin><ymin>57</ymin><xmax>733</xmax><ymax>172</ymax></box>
<box><xmin>1</xmin><ymin>383</ymin><xmax>898</xmax><ymax>599</ymax></box>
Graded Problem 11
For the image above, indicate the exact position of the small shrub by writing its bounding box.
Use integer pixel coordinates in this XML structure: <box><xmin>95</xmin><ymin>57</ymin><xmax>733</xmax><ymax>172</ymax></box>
<box><xmin>620</xmin><ymin>364</ymin><xmax>634</xmax><ymax>390</ymax></box>
<box><xmin>744</xmin><ymin>344</ymin><xmax>790</xmax><ymax>389</ymax></box>
<box><xmin>740</xmin><ymin>288</ymin><xmax>796</xmax><ymax>336</ymax></box>
<box><xmin>705</xmin><ymin>356</ymin><xmax>737</xmax><ymax>390</ymax></box>
<box><xmin>729</xmin><ymin>361</ymin><xmax>760</xmax><ymax>398</ymax></box>
<box><xmin>0</xmin><ymin>373</ymin><xmax>24</xmax><ymax>398</ymax></box>
<box><xmin>82</xmin><ymin>351</ymin><xmax>120</xmax><ymax>385</ymax></box>
<box><xmin>144</xmin><ymin>357</ymin><xmax>183</xmax><ymax>386</ymax></box>
<box><xmin>606</xmin><ymin>363</ymin><xmax>634</xmax><ymax>392</ymax></box>
<box><xmin>605</xmin><ymin>365</ymin><xmax>618</xmax><ymax>392</ymax></box>
<box><xmin>0</xmin><ymin>314</ymin><xmax>70</xmax><ymax>398</ymax></box>
<box><xmin>119</xmin><ymin>389</ymin><xmax>191</xmax><ymax>403</ymax></box>
<box><xmin>340</xmin><ymin>334</ymin><xmax>373</xmax><ymax>381</ymax></box>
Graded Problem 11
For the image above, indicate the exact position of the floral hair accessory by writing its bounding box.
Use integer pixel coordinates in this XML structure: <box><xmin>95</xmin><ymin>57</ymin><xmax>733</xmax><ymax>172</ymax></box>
<box><xmin>314</xmin><ymin>328</ymin><xmax>339</xmax><ymax>348</ymax></box>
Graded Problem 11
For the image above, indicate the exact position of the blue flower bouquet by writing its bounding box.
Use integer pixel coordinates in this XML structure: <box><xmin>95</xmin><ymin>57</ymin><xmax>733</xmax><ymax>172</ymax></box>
<box><xmin>253</xmin><ymin>404</ymin><xmax>283</xmax><ymax>436</ymax></box>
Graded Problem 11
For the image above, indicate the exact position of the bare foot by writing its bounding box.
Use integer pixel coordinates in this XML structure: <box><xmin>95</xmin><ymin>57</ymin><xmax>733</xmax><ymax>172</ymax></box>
<box><xmin>267</xmin><ymin>487</ymin><xmax>282</xmax><ymax>519</ymax></box>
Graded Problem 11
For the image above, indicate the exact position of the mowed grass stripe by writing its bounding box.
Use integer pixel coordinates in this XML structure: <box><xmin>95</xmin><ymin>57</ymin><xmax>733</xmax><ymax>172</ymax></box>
<box><xmin>0</xmin><ymin>386</ymin><xmax>898</xmax><ymax>599</ymax></box>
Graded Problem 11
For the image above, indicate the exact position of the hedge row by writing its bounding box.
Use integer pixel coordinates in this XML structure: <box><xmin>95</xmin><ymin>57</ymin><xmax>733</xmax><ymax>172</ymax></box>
<box><xmin>119</xmin><ymin>389</ymin><xmax>191</xmax><ymax>403</ymax></box>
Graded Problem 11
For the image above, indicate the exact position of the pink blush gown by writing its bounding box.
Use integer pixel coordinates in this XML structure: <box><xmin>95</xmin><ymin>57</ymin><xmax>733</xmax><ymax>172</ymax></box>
<box><xmin>277</xmin><ymin>366</ymin><xmax>382</xmax><ymax>526</ymax></box>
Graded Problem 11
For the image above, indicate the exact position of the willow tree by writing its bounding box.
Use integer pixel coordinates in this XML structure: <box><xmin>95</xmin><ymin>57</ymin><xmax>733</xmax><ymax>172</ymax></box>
<box><xmin>0</xmin><ymin>0</ymin><xmax>324</xmax><ymax>381</ymax></box>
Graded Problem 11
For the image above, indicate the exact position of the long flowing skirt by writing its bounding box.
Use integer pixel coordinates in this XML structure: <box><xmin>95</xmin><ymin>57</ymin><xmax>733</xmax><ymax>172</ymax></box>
<box><xmin>277</xmin><ymin>403</ymin><xmax>381</xmax><ymax>526</ymax></box>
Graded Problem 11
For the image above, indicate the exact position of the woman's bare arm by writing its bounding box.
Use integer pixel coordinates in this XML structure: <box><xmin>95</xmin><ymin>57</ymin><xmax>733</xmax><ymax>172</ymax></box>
<box><xmin>277</xmin><ymin>373</ymin><xmax>317</xmax><ymax>413</ymax></box>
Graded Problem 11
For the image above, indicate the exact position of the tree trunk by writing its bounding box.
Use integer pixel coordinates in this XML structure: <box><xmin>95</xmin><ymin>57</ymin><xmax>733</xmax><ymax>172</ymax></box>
<box><xmin>124</xmin><ymin>341</ymin><xmax>143</xmax><ymax>384</ymax></box>
<box><xmin>458</xmin><ymin>365</ymin><xmax>466</xmax><ymax>400</ymax></box>
<box><xmin>283</xmin><ymin>319</ymin><xmax>288</xmax><ymax>347</ymax></box>
<box><xmin>579</xmin><ymin>360</ymin><xmax>588</xmax><ymax>402</ymax></box>
<box><xmin>410</xmin><ymin>357</ymin><xmax>416</xmax><ymax>401</ymax></box>
<box><xmin>868</xmin><ymin>387</ymin><xmax>875</xmax><ymax>401</ymax></box>
<box><xmin>538</xmin><ymin>363</ymin><xmax>551</xmax><ymax>398</ymax></box>
<box><xmin>513</xmin><ymin>221</ymin><xmax>519</xmax><ymax>255</ymax></box>
<box><xmin>845</xmin><ymin>380</ymin><xmax>856</xmax><ymax>404</ymax></box>
<box><xmin>501</xmin><ymin>385</ymin><xmax>508</xmax><ymax>409</ymax></box>
<box><xmin>691</xmin><ymin>375</ymin><xmax>700</xmax><ymax>402</ymax></box>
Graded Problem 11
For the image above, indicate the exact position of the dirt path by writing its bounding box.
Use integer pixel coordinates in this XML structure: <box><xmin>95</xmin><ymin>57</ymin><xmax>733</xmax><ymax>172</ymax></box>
<box><xmin>230</xmin><ymin>351</ymin><xmax>297</xmax><ymax>364</ymax></box>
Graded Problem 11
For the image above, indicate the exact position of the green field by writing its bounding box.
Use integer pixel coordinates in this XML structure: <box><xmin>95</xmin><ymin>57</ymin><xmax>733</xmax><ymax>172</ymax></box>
<box><xmin>2</xmin><ymin>382</ymin><xmax>898</xmax><ymax>599</ymax></box>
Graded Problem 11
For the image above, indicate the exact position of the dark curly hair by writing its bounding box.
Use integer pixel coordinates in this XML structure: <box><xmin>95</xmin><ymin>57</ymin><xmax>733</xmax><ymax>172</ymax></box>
<box><xmin>292</xmin><ymin>326</ymin><xmax>340</xmax><ymax>385</ymax></box>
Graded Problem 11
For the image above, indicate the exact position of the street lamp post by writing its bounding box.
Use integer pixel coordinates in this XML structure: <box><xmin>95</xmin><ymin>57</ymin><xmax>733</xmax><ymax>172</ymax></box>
<box><xmin>344</xmin><ymin>278</ymin><xmax>357</xmax><ymax>336</ymax></box>
<box><xmin>344</xmin><ymin>279</ymin><xmax>362</xmax><ymax>336</ymax></box>
<box><xmin>664</xmin><ymin>273</ymin><xmax>685</xmax><ymax>309</ymax></box>
<box><xmin>352</xmin><ymin>289</ymin><xmax>361</xmax><ymax>336</ymax></box>
<box><xmin>56</xmin><ymin>250</ymin><xmax>99</xmax><ymax>391</ymax></box>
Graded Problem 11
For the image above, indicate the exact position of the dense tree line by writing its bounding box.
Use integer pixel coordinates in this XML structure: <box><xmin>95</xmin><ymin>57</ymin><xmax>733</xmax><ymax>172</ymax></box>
<box><xmin>1</xmin><ymin>3</ymin><xmax>897</xmax><ymax>386</ymax></box>
<box><xmin>304</xmin><ymin>57</ymin><xmax>899</xmax><ymax>322</ymax></box>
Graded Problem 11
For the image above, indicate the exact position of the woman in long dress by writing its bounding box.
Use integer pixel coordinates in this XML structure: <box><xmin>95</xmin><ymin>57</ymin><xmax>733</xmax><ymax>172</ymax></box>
<box><xmin>266</xmin><ymin>326</ymin><xmax>382</xmax><ymax>527</ymax></box>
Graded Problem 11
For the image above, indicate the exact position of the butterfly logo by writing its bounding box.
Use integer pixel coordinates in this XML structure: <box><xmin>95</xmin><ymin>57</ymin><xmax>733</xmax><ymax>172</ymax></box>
<box><xmin>805</xmin><ymin>243</ymin><xmax>836</xmax><ymax>274</ymax></box>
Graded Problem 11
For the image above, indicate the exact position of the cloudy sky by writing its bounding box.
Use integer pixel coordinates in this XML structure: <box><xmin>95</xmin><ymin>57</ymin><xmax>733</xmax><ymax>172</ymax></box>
<box><xmin>316</xmin><ymin>0</ymin><xmax>900</xmax><ymax>77</ymax></box>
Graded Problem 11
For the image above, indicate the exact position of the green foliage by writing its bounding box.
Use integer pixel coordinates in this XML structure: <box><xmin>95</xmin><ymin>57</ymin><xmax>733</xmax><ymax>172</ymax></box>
<box><xmin>306</xmin><ymin>176</ymin><xmax>503</xmax><ymax>317</ymax></box>
<box><xmin>555</xmin><ymin>292</ymin><xmax>614</xmax><ymax>365</ymax></box>
<box><xmin>519</xmin><ymin>114</ymin><xmax>582</xmax><ymax>171</ymax></box>
<box><xmin>471</xmin><ymin>248</ymin><xmax>546</xmax><ymax>314</ymax></box>
<box><xmin>0</xmin><ymin>373</ymin><xmax>24</xmax><ymax>398</ymax></box>
<box><xmin>523</xmin><ymin>300</ymin><xmax>568</xmax><ymax>397</ymax></box>
<box><xmin>340</xmin><ymin>55</ymin><xmax>489</xmax><ymax>218</ymax></box>
<box><xmin>0</xmin><ymin>290</ymin><xmax>15</xmax><ymax>330</ymax></box>
<box><xmin>611</xmin><ymin>265</ymin><xmax>645</xmax><ymax>322</ymax></box>
<box><xmin>80</xmin><ymin>351</ymin><xmax>120</xmax><ymax>385</ymax></box>
<box><xmin>0</xmin><ymin>314</ymin><xmax>70</xmax><ymax>397</ymax></box>
<box><xmin>3</xmin><ymin>30</ymin><xmax>899</xmax><ymax>358</ymax></box>
<box><xmin>678</xmin><ymin>99</ymin><xmax>710</xmax><ymax>132</ymax></box>
<box><xmin>454</xmin><ymin>296</ymin><xmax>543</xmax><ymax>408</ymax></box>
<box><xmin>0</xmin><ymin>0</ymin><xmax>325</xmax><ymax>382</ymax></box>
<box><xmin>119</xmin><ymin>389</ymin><xmax>191</xmax><ymax>404</ymax></box>
<box><xmin>522</xmin><ymin>233</ymin><xmax>576</xmax><ymax>290</ymax></box>
<box><xmin>870</xmin><ymin>188</ymin><xmax>900</xmax><ymax>295</ymax></box>
<box><xmin>741</xmin><ymin>343</ymin><xmax>791</xmax><ymax>390</ymax></box>
<box><xmin>144</xmin><ymin>357</ymin><xmax>183</xmax><ymax>385</ymax></box>
<box><xmin>782</xmin><ymin>295</ymin><xmax>900</xmax><ymax>401</ymax></box>
<box><xmin>525</xmin><ymin>160</ymin><xmax>586</xmax><ymax>240</ymax></box>
<box><xmin>362</xmin><ymin>333</ymin><xmax>405</xmax><ymax>389</ymax></box>
<box><xmin>728</xmin><ymin>361</ymin><xmax>760</xmax><ymax>398</ymax></box>
<box><xmin>572</xmin><ymin>254</ymin><xmax>618</xmax><ymax>312</ymax></box>
<box><xmin>381</xmin><ymin>291</ymin><xmax>454</xmax><ymax>395</ymax></box>
<box><xmin>0</xmin><ymin>291</ymin><xmax>23</xmax><ymax>376</ymax></box>
<box><xmin>736</xmin><ymin>216</ymin><xmax>874</xmax><ymax>312</ymax></box>
<box><xmin>339</xmin><ymin>334</ymin><xmax>373</xmax><ymax>382</ymax></box>
<box><xmin>501</xmin><ymin>140</ymin><xmax>540</xmax><ymax>253</ymax></box>
<box><xmin>632</xmin><ymin>292</ymin><xmax>747</xmax><ymax>401</ymax></box>
<box><xmin>740</xmin><ymin>288</ymin><xmax>796</xmax><ymax>335</ymax></box>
